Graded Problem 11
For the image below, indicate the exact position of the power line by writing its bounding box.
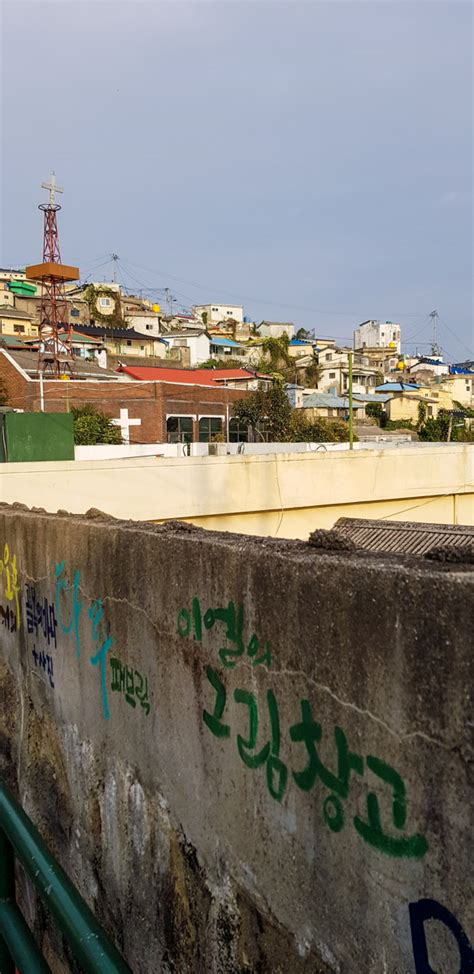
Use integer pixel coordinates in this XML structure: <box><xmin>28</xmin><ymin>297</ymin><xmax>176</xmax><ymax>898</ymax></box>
<box><xmin>119</xmin><ymin>256</ymin><xmax>430</xmax><ymax>319</ymax></box>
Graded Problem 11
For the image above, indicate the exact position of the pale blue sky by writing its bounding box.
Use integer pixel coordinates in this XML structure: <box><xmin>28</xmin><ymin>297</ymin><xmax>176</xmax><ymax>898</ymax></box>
<box><xmin>1</xmin><ymin>1</ymin><xmax>472</xmax><ymax>358</ymax></box>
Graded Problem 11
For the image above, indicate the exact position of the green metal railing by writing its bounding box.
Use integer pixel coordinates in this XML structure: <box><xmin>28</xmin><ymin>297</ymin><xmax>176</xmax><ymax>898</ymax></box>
<box><xmin>0</xmin><ymin>781</ymin><xmax>132</xmax><ymax>974</ymax></box>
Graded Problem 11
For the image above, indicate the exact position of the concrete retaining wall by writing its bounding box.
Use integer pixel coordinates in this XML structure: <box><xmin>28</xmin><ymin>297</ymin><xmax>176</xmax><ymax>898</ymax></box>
<box><xmin>0</xmin><ymin>444</ymin><xmax>473</xmax><ymax>536</ymax></box>
<box><xmin>0</xmin><ymin>506</ymin><xmax>472</xmax><ymax>972</ymax></box>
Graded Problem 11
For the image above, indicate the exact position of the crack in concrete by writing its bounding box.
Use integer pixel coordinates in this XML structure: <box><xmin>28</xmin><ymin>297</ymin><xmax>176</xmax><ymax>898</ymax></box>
<box><xmin>19</xmin><ymin>574</ymin><xmax>461</xmax><ymax>755</ymax></box>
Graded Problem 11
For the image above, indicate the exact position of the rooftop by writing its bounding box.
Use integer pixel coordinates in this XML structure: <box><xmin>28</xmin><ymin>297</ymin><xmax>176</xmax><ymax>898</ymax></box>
<box><xmin>75</xmin><ymin>323</ymin><xmax>164</xmax><ymax>342</ymax></box>
<box><xmin>0</xmin><ymin>348</ymin><xmax>123</xmax><ymax>381</ymax></box>
<box><xmin>257</xmin><ymin>320</ymin><xmax>295</xmax><ymax>329</ymax></box>
<box><xmin>301</xmin><ymin>392</ymin><xmax>365</xmax><ymax>409</ymax></box>
<box><xmin>209</xmin><ymin>336</ymin><xmax>245</xmax><ymax>348</ymax></box>
<box><xmin>334</xmin><ymin>517</ymin><xmax>474</xmax><ymax>556</ymax></box>
<box><xmin>0</xmin><ymin>307</ymin><xmax>33</xmax><ymax>320</ymax></box>
<box><xmin>375</xmin><ymin>382</ymin><xmax>420</xmax><ymax>392</ymax></box>
<box><xmin>116</xmin><ymin>365</ymin><xmax>261</xmax><ymax>386</ymax></box>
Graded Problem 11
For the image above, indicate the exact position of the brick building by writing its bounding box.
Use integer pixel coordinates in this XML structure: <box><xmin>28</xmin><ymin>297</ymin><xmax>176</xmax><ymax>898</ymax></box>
<box><xmin>0</xmin><ymin>350</ymin><xmax>250</xmax><ymax>444</ymax></box>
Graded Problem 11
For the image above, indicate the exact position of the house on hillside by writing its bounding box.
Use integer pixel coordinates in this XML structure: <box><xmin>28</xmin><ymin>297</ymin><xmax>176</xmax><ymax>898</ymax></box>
<box><xmin>73</xmin><ymin>323</ymin><xmax>167</xmax><ymax>359</ymax></box>
<box><xmin>408</xmin><ymin>358</ymin><xmax>450</xmax><ymax>379</ymax></box>
<box><xmin>299</xmin><ymin>392</ymin><xmax>366</xmax><ymax>420</ymax></box>
<box><xmin>318</xmin><ymin>350</ymin><xmax>379</xmax><ymax>395</ymax></box>
<box><xmin>0</xmin><ymin>307</ymin><xmax>39</xmax><ymax>339</ymax></box>
<box><xmin>164</xmin><ymin>330</ymin><xmax>210</xmax><ymax>366</ymax></box>
<box><xmin>193</xmin><ymin>304</ymin><xmax>244</xmax><ymax>326</ymax></box>
<box><xmin>255</xmin><ymin>321</ymin><xmax>296</xmax><ymax>340</ymax></box>
<box><xmin>209</xmin><ymin>336</ymin><xmax>247</xmax><ymax>360</ymax></box>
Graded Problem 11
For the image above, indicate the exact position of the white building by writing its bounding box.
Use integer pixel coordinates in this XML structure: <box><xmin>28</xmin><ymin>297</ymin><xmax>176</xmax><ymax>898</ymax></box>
<box><xmin>354</xmin><ymin>320</ymin><xmax>401</xmax><ymax>354</ymax></box>
<box><xmin>407</xmin><ymin>357</ymin><xmax>449</xmax><ymax>378</ymax></box>
<box><xmin>165</xmin><ymin>330</ymin><xmax>211</xmax><ymax>366</ymax></box>
<box><xmin>127</xmin><ymin>314</ymin><xmax>162</xmax><ymax>337</ymax></box>
<box><xmin>317</xmin><ymin>349</ymin><xmax>379</xmax><ymax>396</ymax></box>
<box><xmin>193</xmin><ymin>304</ymin><xmax>244</xmax><ymax>326</ymax></box>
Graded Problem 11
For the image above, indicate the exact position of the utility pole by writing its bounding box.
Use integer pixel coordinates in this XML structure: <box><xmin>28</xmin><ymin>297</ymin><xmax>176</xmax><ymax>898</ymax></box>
<box><xmin>429</xmin><ymin>310</ymin><xmax>440</xmax><ymax>357</ymax></box>
<box><xmin>164</xmin><ymin>288</ymin><xmax>174</xmax><ymax>316</ymax></box>
<box><xmin>348</xmin><ymin>351</ymin><xmax>354</xmax><ymax>450</ymax></box>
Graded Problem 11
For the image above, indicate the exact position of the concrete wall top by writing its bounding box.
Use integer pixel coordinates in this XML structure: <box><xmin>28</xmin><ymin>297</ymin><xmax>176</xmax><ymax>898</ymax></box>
<box><xmin>0</xmin><ymin>505</ymin><xmax>472</xmax><ymax>972</ymax></box>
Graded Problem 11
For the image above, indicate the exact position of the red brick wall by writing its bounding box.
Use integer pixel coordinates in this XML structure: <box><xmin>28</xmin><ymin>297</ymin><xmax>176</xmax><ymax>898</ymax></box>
<box><xmin>0</xmin><ymin>354</ymin><xmax>249</xmax><ymax>442</ymax></box>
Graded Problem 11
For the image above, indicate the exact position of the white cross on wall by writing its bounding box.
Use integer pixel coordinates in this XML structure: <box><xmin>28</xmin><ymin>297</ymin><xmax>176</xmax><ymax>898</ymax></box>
<box><xmin>111</xmin><ymin>408</ymin><xmax>142</xmax><ymax>445</ymax></box>
<box><xmin>41</xmin><ymin>171</ymin><xmax>64</xmax><ymax>205</ymax></box>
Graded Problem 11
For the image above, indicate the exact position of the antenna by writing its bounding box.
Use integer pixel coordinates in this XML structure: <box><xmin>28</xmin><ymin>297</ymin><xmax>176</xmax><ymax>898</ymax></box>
<box><xmin>429</xmin><ymin>310</ymin><xmax>440</xmax><ymax>357</ymax></box>
<box><xmin>111</xmin><ymin>253</ymin><xmax>119</xmax><ymax>284</ymax></box>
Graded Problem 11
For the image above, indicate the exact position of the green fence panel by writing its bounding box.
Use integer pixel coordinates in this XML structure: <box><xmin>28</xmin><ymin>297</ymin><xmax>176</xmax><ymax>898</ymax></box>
<box><xmin>4</xmin><ymin>413</ymin><xmax>74</xmax><ymax>462</ymax></box>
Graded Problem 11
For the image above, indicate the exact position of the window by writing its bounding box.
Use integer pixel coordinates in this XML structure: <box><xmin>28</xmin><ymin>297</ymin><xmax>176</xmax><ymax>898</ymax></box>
<box><xmin>199</xmin><ymin>417</ymin><xmax>223</xmax><ymax>442</ymax></box>
<box><xmin>140</xmin><ymin>346</ymin><xmax>145</xmax><ymax>351</ymax></box>
<box><xmin>329</xmin><ymin>372</ymin><xmax>336</xmax><ymax>379</ymax></box>
<box><xmin>392</xmin><ymin>332</ymin><xmax>397</xmax><ymax>341</ymax></box>
<box><xmin>99</xmin><ymin>297</ymin><xmax>111</xmax><ymax>308</ymax></box>
<box><xmin>172</xmin><ymin>339</ymin><xmax>188</xmax><ymax>348</ymax></box>
<box><xmin>127</xmin><ymin>341</ymin><xmax>132</xmax><ymax>346</ymax></box>
<box><xmin>166</xmin><ymin>416</ymin><xmax>193</xmax><ymax>444</ymax></box>
<box><xmin>212</xmin><ymin>307</ymin><xmax>218</xmax><ymax>312</ymax></box>
<box><xmin>70</xmin><ymin>309</ymin><xmax>80</xmax><ymax>318</ymax></box>
<box><xmin>229</xmin><ymin>418</ymin><xmax>248</xmax><ymax>443</ymax></box>
<box><xmin>326</xmin><ymin>353</ymin><xmax>332</xmax><ymax>361</ymax></box>
<box><xmin>13</xmin><ymin>325</ymin><xmax>25</xmax><ymax>333</ymax></box>
<box><xmin>428</xmin><ymin>406</ymin><xmax>433</xmax><ymax>416</ymax></box>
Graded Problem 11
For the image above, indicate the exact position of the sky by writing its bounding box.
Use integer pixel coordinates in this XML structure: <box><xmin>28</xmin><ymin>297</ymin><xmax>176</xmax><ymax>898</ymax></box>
<box><xmin>1</xmin><ymin>1</ymin><xmax>472</xmax><ymax>359</ymax></box>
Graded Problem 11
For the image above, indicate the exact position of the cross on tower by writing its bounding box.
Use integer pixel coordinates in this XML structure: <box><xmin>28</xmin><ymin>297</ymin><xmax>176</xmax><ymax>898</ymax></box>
<box><xmin>41</xmin><ymin>172</ymin><xmax>64</xmax><ymax>206</ymax></box>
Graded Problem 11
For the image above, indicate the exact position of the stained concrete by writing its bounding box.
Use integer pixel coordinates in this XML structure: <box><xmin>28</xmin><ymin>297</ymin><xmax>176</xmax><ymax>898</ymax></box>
<box><xmin>0</xmin><ymin>505</ymin><xmax>472</xmax><ymax>973</ymax></box>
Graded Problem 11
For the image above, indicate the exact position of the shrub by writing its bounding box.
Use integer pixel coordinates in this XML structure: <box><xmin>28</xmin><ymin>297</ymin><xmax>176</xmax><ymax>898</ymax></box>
<box><xmin>72</xmin><ymin>404</ymin><xmax>122</xmax><ymax>445</ymax></box>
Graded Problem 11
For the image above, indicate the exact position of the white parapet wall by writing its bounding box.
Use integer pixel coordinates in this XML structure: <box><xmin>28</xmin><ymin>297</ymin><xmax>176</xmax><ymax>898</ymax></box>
<box><xmin>1</xmin><ymin>444</ymin><xmax>473</xmax><ymax>538</ymax></box>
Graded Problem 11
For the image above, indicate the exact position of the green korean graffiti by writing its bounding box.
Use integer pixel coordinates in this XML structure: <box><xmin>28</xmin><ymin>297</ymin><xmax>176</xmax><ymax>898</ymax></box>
<box><xmin>202</xmin><ymin>669</ymin><xmax>428</xmax><ymax>860</ymax></box>
<box><xmin>178</xmin><ymin>597</ymin><xmax>272</xmax><ymax>669</ymax></box>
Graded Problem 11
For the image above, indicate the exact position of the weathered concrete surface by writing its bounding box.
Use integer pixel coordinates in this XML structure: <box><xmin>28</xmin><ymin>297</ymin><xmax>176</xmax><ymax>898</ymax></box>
<box><xmin>0</xmin><ymin>505</ymin><xmax>472</xmax><ymax>973</ymax></box>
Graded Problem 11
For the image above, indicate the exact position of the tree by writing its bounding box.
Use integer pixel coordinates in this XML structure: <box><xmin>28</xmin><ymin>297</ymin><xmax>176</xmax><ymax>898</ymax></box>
<box><xmin>366</xmin><ymin>402</ymin><xmax>384</xmax><ymax>425</ymax></box>
<box><xmin>417</xmin><ymin>408</ymin><xmax>474</xmax><ymax>442</ymax></box>
<box><xmin>232</xmin><ymin>384</ymin><xmax>293</xmax><ymax>441</ymax></box>
<box><xmin>232</xmin><ymin>385</ymin><xmax>354</xmax><ymax>443</ymax></box>
<box><xmin>72</xmin><ymin>404</ymin><xmax>123</xmax><ymax>445</ymax></box>
<box><xmin>303</xmin><ymin>358</ymin><xmax>322</xmax><ymax>388</ymax></box>
<box><xmin>290</xmin><ymin>412</ymin><xmax>353</xmax><ymax>443</ymax></box>
<box><xmin>296</xmin><ymin>327</ymin><xmax>312</xmax><ymax>340</ymax></box>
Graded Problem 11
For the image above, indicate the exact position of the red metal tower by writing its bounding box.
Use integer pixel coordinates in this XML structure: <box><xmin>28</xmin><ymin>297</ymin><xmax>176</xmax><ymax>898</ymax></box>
<box><xmin>25</xmin><ymin>173</ymin><xmax>80</xmax><ymax>376</ymax></box>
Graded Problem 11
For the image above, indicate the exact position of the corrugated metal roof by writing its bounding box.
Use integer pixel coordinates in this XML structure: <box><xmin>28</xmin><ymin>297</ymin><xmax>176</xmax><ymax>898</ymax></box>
<box><xmin>334</xmin><ymin>518</ymin><xmax>474</xmax><ymax>555</ymax></box>
<box><xmin>301</xmin><ymin>393</ymin><xmax>365</xmax><ymax>409</ymax></box>
<box><xmin>209</xmin><ymin>337</ymin><xmax>244</xmax><ymax>348</ymax></box>
<box><xmin>375</xmin><ymin>382</ymin><xmax>419</xmax><ymax>392</ymax></box>
<box><xmin>352</xmin><ymin>393</ymin><xmax>392</xmax><ymax>403</ymax></box>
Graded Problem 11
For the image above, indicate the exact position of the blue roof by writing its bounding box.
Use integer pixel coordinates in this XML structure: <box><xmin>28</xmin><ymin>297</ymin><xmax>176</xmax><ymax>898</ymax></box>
<box><xmin>450</xmin><ymin>367</ymin><xmax>474</xmax><ymax>375</ymax></box>
<box><xmin>210</xmin><ymin>337</ymin><xmax>244</xmax><ymax>348</ymax></box>
<box><xmin>352</xmin><ymin>392</ymin><xmax>392</xmax><ymax>403</ymax></box>
<box><xmin>375</xmin><ymin>382</ymin><xmax>419</xmax><ymax>392</ymax></box>
<box><xmin>289</xmin><ymin>338</ymin><xmax>312</xmax><ymax>346</ymax></box>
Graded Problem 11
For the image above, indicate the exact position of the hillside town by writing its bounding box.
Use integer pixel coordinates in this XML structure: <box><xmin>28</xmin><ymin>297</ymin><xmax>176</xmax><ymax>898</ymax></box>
<box><xmin>0</xmin><ymin>246</ymin><xmax>473</xmax><ymax>450</ymax></box>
